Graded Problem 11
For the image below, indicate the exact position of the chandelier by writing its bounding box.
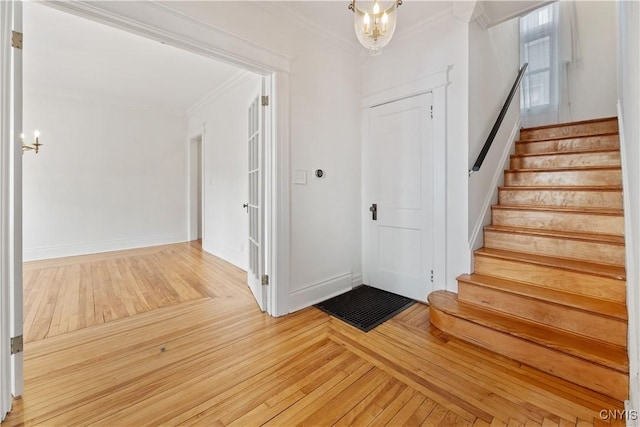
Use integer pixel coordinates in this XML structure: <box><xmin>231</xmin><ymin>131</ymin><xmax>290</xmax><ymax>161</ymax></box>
<box><xmin>348</xmin><ymin>0</ymin><xmax>402</xmax><ymax>56</ymax></box>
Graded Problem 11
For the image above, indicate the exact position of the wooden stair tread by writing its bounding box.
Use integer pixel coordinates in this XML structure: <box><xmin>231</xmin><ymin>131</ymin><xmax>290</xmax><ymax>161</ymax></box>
<box><xmin>499</xmin><ymin>185</ymin><xmax>622</xmax><ymax>192</ymax></box>
<box><xmin>428</xmin><ymin>291</ymin><xmax>628</xmax><ymax>373</ymax></box>
<box><xmin>492</xmin><ymin>205</ymin><xmax>623</xmax><ymax>216</ymax></box>
<box><xmin>521</xmin><ymin>116</ymin><xmax>618</xmax><ymax>132</ymax></box>
<box><xmin>511</xmin><ymin>148</ymin><xmax>620</xmax><ymax>158</ymax></box>
<box><xmin>485</xmin><ymin>225</ymin><xmax>625</xmax><ymax>245</ymax></box>
<box><xmin>516</xmin><ymin>131</ymin><xmax>619</xmax><ymax>144</ymax></box>
<box><xmin>457</xmin><ymin>273</ymin><xmax>627</xmax><ymax>321</ymax></box>
<box><xmin>505</xmin><ymin>166</ymin><xmax>621</xmax><ymax>173</ymax></box>
<box><xmin>474</xmin><ymin>247</ymin><xmax>626</xmax><ymax>280</ymax></box>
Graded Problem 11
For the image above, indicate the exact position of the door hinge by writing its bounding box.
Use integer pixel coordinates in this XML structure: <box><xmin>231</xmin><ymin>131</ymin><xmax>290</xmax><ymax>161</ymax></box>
<box><xmin>11</xmin><ymin>335</ymin><xmax>23</xmax><ymax>355</ymax></box>
<box><xmin>430</xmin><ymin>105</ymin><xmax>433</xmax><ymax>119</ymax></box>
<box><xmin>11</xmin><ymin>31</ymin><xmax>23</xmax><ymax>50</ymax></box>
<box><xmin>430</xmin><ymin>270</ymin><xmax>434</xmax><ymax>284</ymax></box>
<box><xmin>261</xmin><ymin>96</ymin><xmax>269</xmax><ymax>107</ymax></box>
<box><xmin>261</xmin><ymin>274</ymin><xmax>269</xmax><ymax>286</ymax></box>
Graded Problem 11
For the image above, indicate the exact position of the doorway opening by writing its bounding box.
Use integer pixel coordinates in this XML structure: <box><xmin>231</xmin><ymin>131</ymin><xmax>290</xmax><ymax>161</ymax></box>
<box><xmin>189</xmin><ymin>134</ymin><xmax>203</xmax><ymax>242</ymax></box>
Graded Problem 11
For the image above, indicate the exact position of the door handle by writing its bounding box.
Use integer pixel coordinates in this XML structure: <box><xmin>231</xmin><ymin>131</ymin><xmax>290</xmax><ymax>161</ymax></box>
<box><xmin>243</xmin><ymin>203</ymin><xmax>248</xmax><ymax>213</ymax></box>
<box><xmin>369</xmin><ymin>203</ymin><xmax>377</xmax><ymax>221</ymax></box>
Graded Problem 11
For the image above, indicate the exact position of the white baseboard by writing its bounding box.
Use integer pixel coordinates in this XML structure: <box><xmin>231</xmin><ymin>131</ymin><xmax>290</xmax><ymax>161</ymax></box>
<box><xmin>289</xmin><ymin>272</ymin><xmax>353</xmax><ymax>313</ymax></box>
<box><xmin>626</xmin><ymin>375</ymin><xmax>640</xmax><ymax>426</ymax></box>
<box><xmin>468</xmin><ymin>118</ymin><xmax>521</xmax><ymax>253</ymax></box>
<box><xmin>201</xmin><ymin>243</ymin><xmax>247</xmax><ymax>271</ymax></box>
<box><xmin>352</xmin><ymin>273</ymin><xmax>363</xmax><ymax>288</ymax></box>
<box><xmin>23</xmin><ymin>232</ymin><xmax>188</xmax><ymax>261</ymax></box>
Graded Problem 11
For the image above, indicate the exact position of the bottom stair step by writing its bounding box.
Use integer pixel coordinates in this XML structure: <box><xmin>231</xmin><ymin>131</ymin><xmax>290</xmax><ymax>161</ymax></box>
<box><xmin>428</xmin><ymin>290</ymin><xmax>628</xmax><ymax>401</ymax></box>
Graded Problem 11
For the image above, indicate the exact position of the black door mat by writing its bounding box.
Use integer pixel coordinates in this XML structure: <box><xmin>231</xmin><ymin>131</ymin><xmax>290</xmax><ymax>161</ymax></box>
<box><xmin>314</xmin><ymin>285</ymin><xmax>415</xmax><ymax>332</ymax></box>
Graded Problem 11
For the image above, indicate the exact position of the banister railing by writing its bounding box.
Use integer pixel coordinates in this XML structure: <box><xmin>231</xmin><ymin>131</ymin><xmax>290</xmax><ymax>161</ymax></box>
<box><xmin>470</xmin><ymin>63</ymin><xmax>528</xmax><ymax>175</ymax></box>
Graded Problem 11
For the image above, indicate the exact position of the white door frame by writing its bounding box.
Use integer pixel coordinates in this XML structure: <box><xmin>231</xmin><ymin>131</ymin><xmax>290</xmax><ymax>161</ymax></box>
<box><xmin>33</xmin><ymin>1</ymin><xmax>292</xmax><ymax>318</ymax></box>
<box><xmin>1</xmin><ymin>0</ymin><xmax>23</xmax><ymax>413</ymax></box>
<box><xmin>361</xmin><ymin>66</ymin><xmax>450</xmax><ymax>291</ymax></box>
<box><xmin>187</xmin><ymin>132</ymin><xmax>204</xmax><ymax>242</ymax></box>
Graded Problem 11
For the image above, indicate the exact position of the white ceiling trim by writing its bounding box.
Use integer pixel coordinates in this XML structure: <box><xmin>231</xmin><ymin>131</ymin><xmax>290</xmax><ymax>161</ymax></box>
<box><xmin>256</xmin><ymin>2</ymin><xmax>362</xmax><ymax>56</ymax></box>
<box><xmin>186</xmin><ymin>70</ymin><xmax>254</xmax><ymax>116</ymax></box>
<box><xmin>392</xmin><ymin>6</ymin><xmax>454</xmax><ymax>43</ymax></box>
<box><xmin>46</xmin><ymin>1</ymin><xmax>291</xmax><ymax>74</ymax></box>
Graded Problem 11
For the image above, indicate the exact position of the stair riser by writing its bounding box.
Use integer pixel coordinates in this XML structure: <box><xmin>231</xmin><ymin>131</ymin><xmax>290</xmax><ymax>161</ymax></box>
<box><xmin>492</xmin><ymin>209</ymin><xmax>624</xmax><ymax>236</ymax></box>
<box><xmin>515</xmin><ymin>135</ymin><xmax>619</xmax><ymax>154</ymax></box>
<box><xmin>498</xmin><ymin>189</ymin><xmax>623</xmax><ymax>209</ymax></box>
<box><xmin>484</xmin><ymin>230</ymin><xmax>625</xmax><ymax>266</ymax></box>
<box><xmin>504</xmin><ymin>170</ymin><xmax>622</xmax><ymax>187</ymax></box>
<box><xmin>511</xmin><ymin>152</ymin><xmax>621</xmax><ymax>169</ymax></box>
<box><xmin>429</xmin><ymin>308</ymin><xmax>628</xmax><ymax>401</ymax></box>
<box><xmin>473</xmin><ymin>255</ymin><xmax>626</xmax><ymax>302</ymax></box>
<box><xmin>457</xmin><ymin>282</ymin><xmax>627</xmax><ymax>346</ymax></box>
<box><xmin>519</xmin><ymin>120</ymin><xmax>618</xmax><ymax>141</ymax></box>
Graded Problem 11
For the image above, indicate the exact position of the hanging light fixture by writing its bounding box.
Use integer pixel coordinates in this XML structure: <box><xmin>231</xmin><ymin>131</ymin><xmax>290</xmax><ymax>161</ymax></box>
<box><xmin>349</xmin><ymin>0</ymin><xmax>402</xmax><ymax>56</ymax></box>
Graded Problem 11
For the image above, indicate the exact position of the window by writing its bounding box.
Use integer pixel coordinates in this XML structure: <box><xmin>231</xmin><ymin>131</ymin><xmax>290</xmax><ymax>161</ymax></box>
<box><xmin>520</xmin><ymin>3</ymin><xmax>559</xmax><ymax>126</ymax></box>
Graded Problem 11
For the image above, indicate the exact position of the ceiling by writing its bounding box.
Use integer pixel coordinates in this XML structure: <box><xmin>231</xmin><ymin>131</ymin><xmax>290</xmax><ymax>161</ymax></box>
<box><xmin>24</xmin><ymin>2</ymin><xmax>246</xmax><ymax>113</ymax></box>
<box><xmin>271</xmin><ymin>1</ymin><xmax>454</xmax><ymax>50</ymax></box>
<box><xmin>23</xmin><ymin>1</ymin><xmax>540</xmax><ymax>111</ymax></box>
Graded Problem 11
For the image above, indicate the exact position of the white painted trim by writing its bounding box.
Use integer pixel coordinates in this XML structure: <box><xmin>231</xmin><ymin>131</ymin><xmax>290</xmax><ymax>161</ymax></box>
<box><xmin>431</xmin><ymin>85</ymin><xmax>448</xmax><ymax>291</ymax></box>
<box><xmin>618</xmin><ymin>102</ymin><xmax>639</xmax><ymax>408</ymax></box>
<box><xmin>393</xmin><ymin>8</ymin><xmax>454</xmax><ymax>43</ymax></box>
<box><xmin>289</xmin><ymin>272</ymin><xmax>353</xmax><ymax>313</ymax></box>
<box><xmin>202</xmin><ymin>244</ymin><xmax>246</xmax><ymax>273</ymax></box>
<box><xmin>468</xmin><ymin>118</ymin><xmax>521</xmax><ymax>252</ymax></box>
<box><xmin>271</xmin><ymin>71</ymin><xmax>291</xmax><ymax>316</ymax></box>
<box><xmin>45</xmin><ymin>1</ymin><xmax>291</xmax><ymax>74</ymax></box>
<box><xmin>186</xmin><ymin>70</ymin><xmax>251</xmax><ymax>116</ymax></box>
<box><xmin>8</xmin><ymin>0</ymin><xmax>22</xmax><ymax>398</ymax></box>
<box><xmin>256</xmin><ymin>2</ymin><xmax>361</xmax><ymax>56</ymax></box>
<box><xmin>361</xmin><ymin>65</ymin><xmax>452</xmax><ymax>108</ymax></box>
<box><xmin>352</xmin><ymin>273</ymin><xmax>363</xmax><ymax>288</ymax></box>
<box><xmin>0</xmin><ymin>1</ymin><xmax>13</xmax><ymax>417</ymax></box>
<box><xmin>187</xmin><ymin>132</ymin><xmax>203</xmax><ymax>243</ymax></box>
<box><xmin>626</xmin><ymin>378</ymin><xmax>640</xmax><ymax>426</ymax></box>
<box><xmin>23</xmin><ymin>232</ymin><xmax>189</xmax><ymax>262</ymax></box>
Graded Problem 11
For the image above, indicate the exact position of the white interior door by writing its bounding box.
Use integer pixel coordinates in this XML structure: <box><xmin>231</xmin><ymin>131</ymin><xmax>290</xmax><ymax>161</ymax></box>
<box><xmin>363</xmin><ymin>93</ymin><xmax>434</xmax><ymax>302</ymax></box>
<box><xmin>246</xmin><ymin>88</ymin><xmax>265</xmax><ymax>311</ymax></box>
<box><xmin>1</xmin><ymin>0</ymin><xmax>23</xmax><ymax>420</ymax></box>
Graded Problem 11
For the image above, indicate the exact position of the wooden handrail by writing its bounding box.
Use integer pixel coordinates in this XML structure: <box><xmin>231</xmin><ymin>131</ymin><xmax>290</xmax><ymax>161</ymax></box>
<box><xmin>470</xmin><ymin>63</ymin><xmax>528</xmax><ymax>175</ymax></box>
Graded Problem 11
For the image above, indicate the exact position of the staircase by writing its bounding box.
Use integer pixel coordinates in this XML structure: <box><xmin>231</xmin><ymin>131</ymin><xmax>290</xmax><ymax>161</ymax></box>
<box><xmin>428</xmin><ymin>117</ymin><xmax>628</xmax><ymax>401</ymax></box>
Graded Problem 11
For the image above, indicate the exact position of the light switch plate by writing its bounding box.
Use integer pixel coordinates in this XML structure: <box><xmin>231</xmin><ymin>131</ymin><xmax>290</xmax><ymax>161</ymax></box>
<box><xmin>293</xmin><ymin>169</ymin><xmax>307</xmax><ymax>185</ymax></box>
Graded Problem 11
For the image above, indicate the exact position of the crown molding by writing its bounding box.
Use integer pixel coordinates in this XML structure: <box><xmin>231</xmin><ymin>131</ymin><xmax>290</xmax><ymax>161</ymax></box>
<box><xmin>45</xmin><ymin>1</ymin><xmax>291</xmax><ymax>73</ymax></box>
<box><xmin>186</xmin><ymin>70</ymin><xmax>255</xmax><ymax>116</ymax></box>
<box><xmin>392</xmin><ymin>6</ymin><xmax>455</xmax><ymax>43</ymax></box>
<box><xmin>255</xmin><ymin>2</ymin><xmax>362</xmax><ymax>57</ymax></box>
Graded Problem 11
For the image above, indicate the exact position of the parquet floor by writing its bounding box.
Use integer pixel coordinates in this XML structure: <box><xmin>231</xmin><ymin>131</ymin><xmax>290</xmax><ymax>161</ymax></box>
<box><xmin>5</xmin><ymin>242</ymin><xmax>625</xmax><ymax>426</ymax></box>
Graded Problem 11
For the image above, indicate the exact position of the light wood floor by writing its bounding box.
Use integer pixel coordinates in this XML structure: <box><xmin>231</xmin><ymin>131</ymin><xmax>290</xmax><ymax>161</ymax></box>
<box><xmin>5</xmin><ymin>243</ymin><xmax>625</xmax><ymax>426</ymax></box>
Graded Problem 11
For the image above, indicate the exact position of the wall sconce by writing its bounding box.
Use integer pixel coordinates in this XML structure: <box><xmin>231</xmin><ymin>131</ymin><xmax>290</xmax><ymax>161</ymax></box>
<box><xmin>21</xmin><ymin>130</ymin><xmax>42</xmax><ymax>154</ymax></box>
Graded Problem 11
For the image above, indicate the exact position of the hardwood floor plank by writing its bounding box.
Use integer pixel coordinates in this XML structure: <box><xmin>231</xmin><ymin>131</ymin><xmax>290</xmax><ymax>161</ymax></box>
<box><xmin>2</xmin><ymin>242</ymin><xmax>624</xmax><ymax>426</ymax></box>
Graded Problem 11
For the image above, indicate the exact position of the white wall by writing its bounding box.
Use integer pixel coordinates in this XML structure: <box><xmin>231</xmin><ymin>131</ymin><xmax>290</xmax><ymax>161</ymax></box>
<box><xmin>161</xmin><ymin>2</ymin><xmax>364</xmax><ymax>311</ymax></box>
<box><xmin>566</xmin><ymin>1</ymin><xmax>617</xmax><ymax>122</ymax></box>
<box><xmin>361</xmin><ymin>12</ymin><xmax>470</xmax><ymax>292</ymax></box>
<box><xmin>617</xmin><ymin>0</ymin><xmax>640</xmax><ymax>412</ymax></box>
<box><xmin>22</xmin><ymin>88</ymin><xmax>188</xmax><ymax>260</ymax></box>
<box><xmin>287</xmin><ymin>44</ymin><xmax>362</xmax><ymax>309</ymax></box>
<box><xmin>187</xmin><ymin>73</ymin><xmax>261</xmax><ymax>270</ymax></box>
<box><xmin>468</xmin><ymin>18</ymin><xmax>520</xmax><ymax>251</ymax></box>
